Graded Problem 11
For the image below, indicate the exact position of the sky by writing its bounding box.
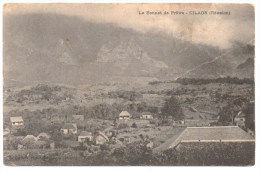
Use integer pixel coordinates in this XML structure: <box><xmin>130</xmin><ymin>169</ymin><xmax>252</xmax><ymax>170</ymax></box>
<box><xmin>3</xmin><ymin>3</ymin><xmax>255</xmax><ymax>49</ymax></box>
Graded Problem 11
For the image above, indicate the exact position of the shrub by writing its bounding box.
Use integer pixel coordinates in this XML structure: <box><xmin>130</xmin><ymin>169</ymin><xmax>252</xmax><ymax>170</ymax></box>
<box><xmin>117</xmin><ymin>123</ymin><xmax>128</xmax><ymax>130</ymax></box>
<box><xmin>131</xmin><ymin>122</ymin><xmax>138</xmax><ymax>128</ymax></box>
<box><xmin>149</xmin><ymin>119</ymin><xmax>157</xmax><ymax>125</ymax></box>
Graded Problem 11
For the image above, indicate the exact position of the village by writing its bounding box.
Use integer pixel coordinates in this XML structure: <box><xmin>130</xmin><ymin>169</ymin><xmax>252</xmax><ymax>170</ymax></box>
<box><xmin>3</xmin><ymin>94</ymin><xmax>255</xmax><ymax>165</ymax></box>
<box><xmin>4</xmin><ymin>111</ymin><xmax>156</xmax><ymax>150</ymax></box>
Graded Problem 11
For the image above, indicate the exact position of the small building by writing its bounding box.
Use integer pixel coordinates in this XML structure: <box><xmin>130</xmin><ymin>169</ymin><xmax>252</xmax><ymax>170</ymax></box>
<box><xmin>234</xmin><ymin>111</ymin><xmax>246</xmax><ymax>126</ymax></box>
<box><xmin>50</xmin><ymin>142</ymin><xmax>55</xmax><ymax>149</ymax></box>
<box><xmin>153</xmin><ymin>126</ymin><xmax>255</xmax><ymax>165</ymax></box>
<box><xmin>17</xmin><ymin>144</ymin><xmax>24</xmax><ymax>150</ymax></box>
<box><xmin>140</xmin><ymin>112</ymin><xmax>153</xmax><ymax>120</ymax></box>
<box><xmin>104</xmin><ymin>130</ymin><xmax>115</xmax><ymax>138</ymax></box>
<box><xmin>22</xmin><ymin>135</ymin><xmax>38</xmax><ymax>142</ymax></box>
<box><xmin>78</xmin><ymin>131</ymin><xmax>93</xmax><ymax>142</ymax></box>
<box><xmin>37</xmin><ymin>133</ymin><xmax>50</xmax><ymax>141</ymax></box>
<box><xmin>10</xmin><ymin>116</ymin><xmax>24</xmax><ymax>127</ymax></box>
<box><xmin>3</xmin><ymin>128</ymin><xmax>10</xmax><ymax>137</ymax></box>
<box><xmin>95</xmin><ymin>132</ymin><xmax>109</xmax><ymax>145</ymax></box>
<box><xmin>146</xmin><ymin>141</ymin><xmax>154</xmax><ymax>149</ymax></box>
<box><xmin>103</xmin><ymin>128</ymin><xmax>116</xmax><ymax>138</ymax></box>
<box><xmin>247</xmin><ymin>129</ymin><xmax>255</xmax><ymax>137</ymax></box>
<box><xmin>61</xmin><ymin>123</ymin><xmax>77</xmax><ymax>134</ymax></box>
<box><xmin>72</xmin><ymin>115</ymin><xmax>84</xmax><ymax>121</ymax></box>
<box><xmin>119</xmin><ymin>111</ymin><xmax>131</xmax><ymax>120</ymax></box>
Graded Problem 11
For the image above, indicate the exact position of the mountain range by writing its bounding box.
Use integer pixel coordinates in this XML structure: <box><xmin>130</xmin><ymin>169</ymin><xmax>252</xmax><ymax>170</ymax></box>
<box><xmin>3</xmin><ymin>13</ymin><xmax>254</xmax><ymax>87</ymax></box>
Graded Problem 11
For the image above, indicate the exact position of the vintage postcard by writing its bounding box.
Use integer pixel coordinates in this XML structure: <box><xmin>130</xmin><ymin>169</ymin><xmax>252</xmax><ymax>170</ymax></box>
<box><xmin>2</xmin><ymin>3</ymin><xmax>255</xmax><ymax>166</ymax></box>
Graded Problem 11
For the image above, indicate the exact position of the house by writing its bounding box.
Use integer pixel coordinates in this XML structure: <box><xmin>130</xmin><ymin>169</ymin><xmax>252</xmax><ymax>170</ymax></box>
<box><xmin>22</xmin><ymin>135</ymin><xmax>38</xmax><ymax>142</ymax></box>
<box><xmin>153</xmin><ymin>126</ymin><xmax>254</xmax><ymax>154</ymax></box>
<box><xmin>146</xmin><ymin>141</ymin><xmax>154</xmax><ymax>149</ymax></box>
<box><xmin>104</xmin><ymin>130</ymin><xmax>115</xmax><ymax>138</ymax></box>
<box><xmin>95</xmin><ymin>132</ymin><xmax>109</xmax><ymax>145</ymax></box>
<box><xmin>103</xmin><ymin>128</ymin><xmax>116</xmax><ymax>138</ymax></box>
<box><xmin>17</xmin><ymin>144</ymin><xmax>24</xmax><ymax>150</ymax></box>
<box><xmin>72</xmin><ymin>115</ymin><xmax>84</xmax><ymax>121</ymax></box>
<box><xmin>61</xmin><ymin>123</ymin><xmax>77</xmax><ymax>134</ymax></box>
<box><xmin>3</xmin><ymin>128</ymin><xmax>10</xmax><ymax>143</ymax></box>
<box><xmin>140</xmin><ymin>112</ymin><xmax>153</xmax><ymax>120</ymax></box>
<box><xmin>234</xmin><ymin>111</ymin><xmax>246</xmax><ymax>126</ymax></box>
<box><xmin>10</xmin><ymin>116</ymin><xmax>24</xmax><ymax>127</ymax></box>
<box><xmin>247</xmin><ymin>129</ymin><xmax>255</xmax><ymax>137</ymax></box>
<box><xmin>119</xmin><ymin>111</ymin><xmax>131</xmax><ymax>120</ymax></box>
<box><xmin>78</xmin><ymin>131</ymin><xmax>93</xmax><ymax>142</ymax></box>
<box><xmin>172</xmin><ymin>120</ymin><xmax>185</xmax><ymax>125</ymax></box>
<box><xmin>153</xmin><ymin>126</ymin><xmax>255</xmax><ymax>165</ymax></box>
<box><xmin>3</xmin><ymin>128</ymin><xmax>10</xmax><ymax>137</ymax></box>
<box><xmin>37</xmin><ymin>133</ymin><xmax>50</xmax><ymax>141</ymax></box>
<box><xmin>50</xmin><ymin>142</ymin><xmax>55</xmax><ymax>149</ymax></box>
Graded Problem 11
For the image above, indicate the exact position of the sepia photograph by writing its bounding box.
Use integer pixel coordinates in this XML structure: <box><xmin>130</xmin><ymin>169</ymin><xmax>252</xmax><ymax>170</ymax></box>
<box><xmin>1</xmin><ymin>2</ymin><xmax>256</xmax><ymax>166</ymax></box>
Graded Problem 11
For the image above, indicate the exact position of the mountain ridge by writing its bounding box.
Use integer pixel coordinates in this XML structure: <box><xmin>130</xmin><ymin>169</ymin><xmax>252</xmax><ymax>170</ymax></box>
<box><xmin>3</xmin><ymin>13</ymin><xmax>254</xmax><ymax>87</ymax></box>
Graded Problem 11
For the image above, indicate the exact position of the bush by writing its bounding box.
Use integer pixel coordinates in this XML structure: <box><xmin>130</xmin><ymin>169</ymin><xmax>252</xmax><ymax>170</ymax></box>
<box><xmin>131</xmin><ymin>122</ymin><xmax>138</xmax><ymax>128</ymax></box>
<box><xmin>149</xmin><ymin>119</ymin><xmax>157</xmax><ymax>125</ymax></box>
<box><xmin>117</xmin><ymin>123</ymin><xmax>128</xmax><ymax>130</ymax></box>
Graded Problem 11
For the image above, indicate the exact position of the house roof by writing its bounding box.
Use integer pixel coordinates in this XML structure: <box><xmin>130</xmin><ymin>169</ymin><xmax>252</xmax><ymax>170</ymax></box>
<box><xmin>178</xmin><ymin>126</ymin><xmax>253</xmax><ymax>141</ymax></box>
<box><xmin>62</xmin><ymin>123</ymin><xmax>77</xmax><ymax>129</ymax></box>
<box><xmin>153</xmin><ymin>126</ymin><xmax>254</xmax><ymax>153</ymax></box>
<box><xmin>10</xmin><ymin>116</ymin><xmax>23</xmax><ymax>122</ymax></box>
<box><xmin>37</xmin><ymin>133</ymin><xmax>50</xmax><ymax>139</ymax></box>
<box><xmin>97</xmin><ymin>131</ymin><xmax>109</xmax><ymax>141</ymax></box>
<box><xmin>23</xmin><ymin>135</ymin><xmax>37</xmax><ymax>141</ymax></box>
<box><xmin>3</xmin><ymin>128</ymin><xmax>10</xmax><ymax>136</ymax></box>
<box><xmin>119</xmin><ymin>111</ymin><xmax>131</xmax><ymax>117</ymax></box>
<box><xmin>141</xmin><ymin>112</ymin><xmax>152</xmax><ymax>116</ymax></box>
<box><xmin>73</xmin><ymin>115</ymin><xmax>84</xmax><ymax>117</ymax></box>
<box><xmin>79</xmin><ymin>131</ymin><xmax>92</xmax><ymax>136</ymax></box>
<box><xmin>236</xmin><ymin>111</ymin><xmax>246</xmax><ymax>118</ymax></box>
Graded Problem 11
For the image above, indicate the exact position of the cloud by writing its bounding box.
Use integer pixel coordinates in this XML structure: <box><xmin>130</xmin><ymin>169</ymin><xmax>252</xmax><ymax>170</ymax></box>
<box><xmin>4</xmin><ymin>3</ymin><xmax>255</xmax><ymax>49</ymax></box>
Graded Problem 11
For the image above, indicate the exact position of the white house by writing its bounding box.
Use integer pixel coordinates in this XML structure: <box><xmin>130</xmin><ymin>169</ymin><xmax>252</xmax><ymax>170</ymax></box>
<box><xmin>78</xmin><ymin>131</ymin><xmax>93</xmax><ymax>142</ymax></box>
<box><xmin>119</xmin><ymin>111</ymin><xmax>131</xmax><ymax>120</ymax></box>
<box><xmin>234</xmin><ymin>111</ymin><xmax>246</xmax><ymax>126</ymax></box>
<box><xmin>61</xmin><ymin>123</ymin><xmax>77</xmax><ymax>134</ymax></box>
<box><xmin>37</xmin><ymin>133</ymin><xmax>51</xmax><ymax>140</ymax></box>
<box><xmin>140</xmin><ymin>112</ymin><xmax>153</xmax><ymax>120</ymax></box>
<box><xmin>10</xmin><ymin>116</ymin><xmax>24</xmax><ymax>127</ymax></box>
<box><xmin>22</xmin><ymin>135</ymin><xmax>38</xmax><ymax>143</ymax></box>
<box><xmin>3</xmin><ymin>128</ymin><xmax>10</xmax><ymax>137</ymax></box>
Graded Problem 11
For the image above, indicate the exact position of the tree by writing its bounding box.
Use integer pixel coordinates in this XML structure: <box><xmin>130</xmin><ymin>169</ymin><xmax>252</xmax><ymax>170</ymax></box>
<box><xmin>218</xmin><ymin>105</ymin><xmax>237</xmax><ymax>125</ymax></box>
<box><xmin>131</xmin><ymin>122</ymin><xmax>138</xmax><ymax>128</ymax></box>
<box><xmin>161</xmin><ymin>96</ymin><xmax>184</xmax><ymax>120</ymax></box>
<box><xmin>218</xmin><ymin>98</ymin><xmax>248</xmax><ymax>125</ymax></box>
<box><xmin>243</xmin><ymin>102</ymin><xmax>255</xmax><ymax>131</ymax></box>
